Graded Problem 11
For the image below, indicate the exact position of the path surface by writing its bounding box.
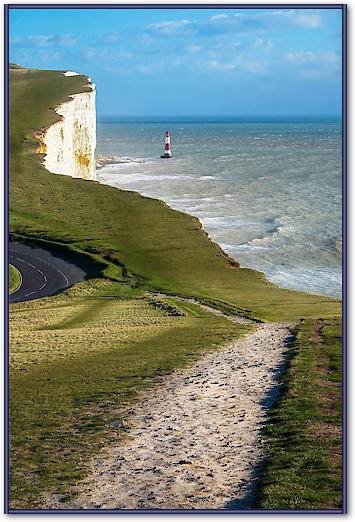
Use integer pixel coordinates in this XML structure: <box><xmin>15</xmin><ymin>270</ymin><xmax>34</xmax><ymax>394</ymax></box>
<box><xmin>57</xmin><ymin>321</ymin><xmax>292</xmax><ymax>510</ymax></box>
<box><xmin>9</xmin><ymin>242</ymin><xmax>86</xmax><ymax>303</ymax></box>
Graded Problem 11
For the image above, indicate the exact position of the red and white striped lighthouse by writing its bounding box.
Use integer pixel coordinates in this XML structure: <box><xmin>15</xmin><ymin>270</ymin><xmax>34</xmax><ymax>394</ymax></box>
<box><xmin>161</xmin><ymin>130</ymin><xmax>172</xmax><ymax>158</ymax></box>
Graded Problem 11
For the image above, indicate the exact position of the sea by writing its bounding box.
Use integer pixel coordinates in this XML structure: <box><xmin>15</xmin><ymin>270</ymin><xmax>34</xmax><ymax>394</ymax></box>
<box><xmin>96</xmin><ymin>118</ymin><xmax>342</xmax><ymax>298</ymax></box>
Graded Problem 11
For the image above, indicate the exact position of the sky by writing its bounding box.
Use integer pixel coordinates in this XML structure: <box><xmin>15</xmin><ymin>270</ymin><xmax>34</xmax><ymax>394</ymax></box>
<box><xmin>9</xmin><ymin>7</ymin><xmax>343</xmax><ymax>118</ymax></box>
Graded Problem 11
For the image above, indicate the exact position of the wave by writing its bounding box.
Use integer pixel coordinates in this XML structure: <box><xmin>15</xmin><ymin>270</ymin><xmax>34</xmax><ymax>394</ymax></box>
<box><xmin>201</xmin><ymin>216</ymin><xmax>248</xmax><ymax>229</ymax></box>
<box><xmin>96</xmin><ymin>154</ymin><xmax>146</xmax><ymax>170</ymax></box>
<box><xmin>98</xmin><ymin>172</ymin><xmax>195</xmax><ymax>183</ymax></box>
<box><xmin>96</xmin><ymin>121</ymin><xmax>342</xmax><ymax>297</ymax></box>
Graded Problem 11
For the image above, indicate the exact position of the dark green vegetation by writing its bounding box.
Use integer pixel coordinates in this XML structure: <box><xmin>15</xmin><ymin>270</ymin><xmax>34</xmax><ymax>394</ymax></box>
<box><xmin>9</xmin><ymin>65</ymin><xmax>341</xmax><ymax>322</ymax></box>
<box><xmin>9</xmin><ymin>65</ymin><xmax>342</xmax><ymax>510</ymax></box>
<box><xmin>9</xmin><ymin>264</ymin><xmax>21</xmax><ymax>294</ymax></box>
<box><xmin>10</xmin><ymin>284</ymin><xmax>251</xmax><ymax>508</ymax></box>
<box><xmin>257</xmin><ymin>317</ymin><xmax>342</xmax><ymax>510</ymax></box>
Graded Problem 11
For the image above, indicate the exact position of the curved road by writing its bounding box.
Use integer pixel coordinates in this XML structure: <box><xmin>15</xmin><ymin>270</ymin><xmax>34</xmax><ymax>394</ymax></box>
<box><xmin>9</xmin><ymin>241</ymin><xmax>87</xmax><ymax>304</ymax></box>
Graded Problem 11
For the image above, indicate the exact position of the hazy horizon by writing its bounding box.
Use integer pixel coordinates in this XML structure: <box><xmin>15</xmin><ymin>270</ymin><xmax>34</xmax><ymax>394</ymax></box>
<box><xmin>97</xmin><ymin>115</ymin><xmax>342</xmax><ymax>122</ymax></box>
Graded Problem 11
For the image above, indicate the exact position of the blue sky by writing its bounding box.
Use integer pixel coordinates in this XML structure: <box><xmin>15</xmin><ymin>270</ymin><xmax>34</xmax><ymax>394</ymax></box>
<box><xmin>9</xmin><ymin>7</ymin><xmax>343</xmax><ymax>118</ymax></box>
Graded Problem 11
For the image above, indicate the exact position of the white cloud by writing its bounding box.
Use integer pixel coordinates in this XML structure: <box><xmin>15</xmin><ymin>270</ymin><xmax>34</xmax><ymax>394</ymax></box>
<box><xmin>11</xmin><ymin>33</ymin><xmax>79</xmax><ymax>48</ymax></box>
<box><xmin>265</xmin><ymin>9</ymin><xmax>322</xmax><ymax>29</ymax></box>
<box><xmin>102</xmin><ymin>33</ymin><xmax>121</xmax><ymax>44</ymax></box>
<box><xmin>56</xmin><ymin>34</ymin><xmax>79</xmax><ymax>47</ymax></box>
<box><xmin>293</xmin><ymin>13</ymin><xmax>322</xmax><ymax>28</ymax></box>
<box><xmin>254</xmin><ymin>38</ymin><xmax>274</xmax><ymax>52</ymax></box>
<box><xmin>147</xmin><ymin>19</ymin><xmax>192</xmax><ymax>34</ymax></box>
<box><xmin>245</xmin><ymin>60</ymin><xmax>269</xmax><ymax>74</ymax></box>
<box><xmin>207</xmin><ymin>54</ymin><xmax>269</xmax><ymax>75</ymax></box>
<box><xmin>136</xmin><ymin>63</ymin><xmax>161</xmax><ymax>74</ymax></box>
<box><xmin>28</xmin><ymin>35</ymin><xmax>53</xmax><ymax>47</ymax></box>
<box><xmin>287</xmin><ymin>50</ymin><xmax>338</xmax><ymax>64</ymax></box>
<box><xmin>186</xmin><ymin>44</ymin><xmax>202</xmax><ymax>53</ymax></box>
<box><xmin>285</xmin><ymin>50</ymin><xmax>340</xmax><ymax>78</ymax></box>
<box><xmin>207</xmin><ymin>59</ymin><xmax>236</xmax><ymax>70</ymax></box>
<box><xmin>210</xmin><ymin>14</ymin><xmax>229</xmax><ymax>21</ymax></box>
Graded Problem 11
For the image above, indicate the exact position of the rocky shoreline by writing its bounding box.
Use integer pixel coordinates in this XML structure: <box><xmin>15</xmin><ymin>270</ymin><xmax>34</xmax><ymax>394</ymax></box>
<box><xmin>96</xmin><ymin>154</ymin><xmax>145</xmax><ymax>170</ymax></box>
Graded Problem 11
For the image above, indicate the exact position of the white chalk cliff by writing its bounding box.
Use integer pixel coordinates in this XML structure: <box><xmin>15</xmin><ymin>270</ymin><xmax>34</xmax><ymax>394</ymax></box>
<box><xmin>39</xmin><ymin>72</ymin><xmax>96</xmax><ymax>181</ymax></box>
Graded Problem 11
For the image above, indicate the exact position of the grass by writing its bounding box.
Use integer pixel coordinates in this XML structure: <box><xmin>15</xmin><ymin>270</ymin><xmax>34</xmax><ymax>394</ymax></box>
<box><xmin>256</xmin><ymin>317</ymin><xmax>342</xmax><ymax>510</ymax></box>
<box><xmin>8</xmin><ymin>65</ymin><xmax>342</xmax><ymax>510</ymax></box>
<box><xmin>9</xmin><ymin>65</ymin><xmax>341</xmax><ymax>322</ymax></box>
<box><xmin>9</xmin><ymin>264</ymin><xmax>21</xmax><ymax>294</ymax></box>
<box><xmin>9</xmin><ymin>280</ymin><xmax>252</xmax><ymax>508</ymax></box>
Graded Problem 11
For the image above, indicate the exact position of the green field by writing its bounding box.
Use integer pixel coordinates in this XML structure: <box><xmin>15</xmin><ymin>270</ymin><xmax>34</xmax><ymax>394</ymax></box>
<box><xmin>257</xmin><ymin>317</ymin><xmax>342</xmax><ymax>510</ymax></box>
<box><xmin>10</xmin><ymin>282</ymin><xmax>251</xmax><ymax>508</ymax></box>
<box><xmin>9</xmin><ymin>264</ymin><xmax>21</xmax><ymax>294</ymax></box>
<box><xmin>9</xmin><ymin>65</ymin><xmax>342</xmax><ymax>510</ymax></box>
<box><xmin>9</xmin><ymin>65</ymin><xmax>341</xmax><ymax>322</ymax></box>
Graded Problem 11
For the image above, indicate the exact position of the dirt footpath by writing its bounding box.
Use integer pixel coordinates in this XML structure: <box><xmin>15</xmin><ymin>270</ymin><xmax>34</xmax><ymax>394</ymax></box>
<box><xmin>59</xmin><ymin>322</ymin><xmax>293</xmax><ymax>510</ymax></box>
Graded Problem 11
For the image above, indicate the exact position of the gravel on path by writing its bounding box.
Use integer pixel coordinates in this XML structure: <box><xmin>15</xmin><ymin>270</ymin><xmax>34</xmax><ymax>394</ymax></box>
<box><xmin>55</xmin><ymin>321</ymin><xmax>293</xmax><ymax>510</ymax></box>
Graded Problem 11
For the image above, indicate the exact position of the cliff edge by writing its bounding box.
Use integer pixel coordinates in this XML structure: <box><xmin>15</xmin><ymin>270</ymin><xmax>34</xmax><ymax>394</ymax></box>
<box><xmin>38</xmin><ymin>71</ymin><xmax>96</xmax><ymax>181</ymax></box>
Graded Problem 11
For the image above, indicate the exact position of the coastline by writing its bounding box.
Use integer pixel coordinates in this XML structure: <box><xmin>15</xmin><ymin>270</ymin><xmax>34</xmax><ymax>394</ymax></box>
<box><xmin>9</xmin><ymin>65</ymin><xmax>342</xmax><ymax>510</ymax></box>
<box><xmin>96</xmin><ymin>154</ymin><xmax>145</xmax><ymax>170</ymax></box>
<box><xmin>96</xmin><ymin>156</ymin><xmax>242</xmax><ymax>273</ymax></box>
<box><xmin>95</xmin><ymin>156</ymin><xmax>341</xmax><ymax>300</ymax></box>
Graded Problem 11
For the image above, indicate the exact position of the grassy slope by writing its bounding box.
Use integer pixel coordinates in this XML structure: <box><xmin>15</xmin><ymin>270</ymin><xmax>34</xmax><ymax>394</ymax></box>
<box><xmin>9</xmin><ymin>264</ymin><xmax>21</xmax><ymax>294</ymax></box>
<box><xmin>10</xmin><ymin>282</ymin><xmax>251</xmax><ymax>508</ymax></box>
<box><xmin>9</xmin><ymin>66</ymin><xmax>341</xmax><ymax>322</ymax></box>
<box><xmin>9</xmin><ymin>66</ymin><xmax>342</xmax><ymax>509</ymax></box>
<box><xmin>257</xmin><ymin>317</ymin><xmax>342</xmax><ymax>510</ymax></box>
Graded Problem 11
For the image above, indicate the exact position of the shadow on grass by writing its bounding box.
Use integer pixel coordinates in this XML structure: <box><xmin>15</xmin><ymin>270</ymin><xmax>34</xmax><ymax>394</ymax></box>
<box><xmin>224</xmin><ymin>330</ymin><xmax>295</xmax><ymax>510</ymax></box>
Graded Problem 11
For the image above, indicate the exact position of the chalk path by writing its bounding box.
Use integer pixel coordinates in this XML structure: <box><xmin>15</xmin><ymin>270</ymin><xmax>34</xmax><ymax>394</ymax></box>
<box><xmin>60</xmin><ymin>321</ymin><xmax>292</xmax><ymax>510</ymax></box>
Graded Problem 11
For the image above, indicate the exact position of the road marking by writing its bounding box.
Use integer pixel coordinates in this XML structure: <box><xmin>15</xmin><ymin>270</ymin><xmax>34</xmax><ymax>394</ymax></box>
<box><xmin>11</xmin><ymin>249</ymin><xmax>70</xmax><ymax>288</ymax></box>
<box><xmin>9</xmin><ymin>246</ymin><xmax>77</xmax><ymax>303</ymax></box>
<box><xmin>10</xmin><ymin>254</ymin><xmax>47</xmax><ymax>300</ymax></box>
<box><xmin>24</xmin><ymin>291</ymin><xmax>36</xmax><ymax>297</ymax></box>
<box><xmin>37</xmin><ymin>267</ymin><xmax>46</xmax><ymax>278</ymax></box>
<box><xmin>14</xmin><ymin>257</ymin><xmax>27</xmax><ymax>264</ymax></box>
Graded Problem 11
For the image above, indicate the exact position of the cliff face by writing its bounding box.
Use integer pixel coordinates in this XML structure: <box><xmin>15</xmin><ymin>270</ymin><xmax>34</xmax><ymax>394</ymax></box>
<box><xmin>41</xmin><ymin>72</ymin><xmax>96</xmax><ymax>181</ymax></box>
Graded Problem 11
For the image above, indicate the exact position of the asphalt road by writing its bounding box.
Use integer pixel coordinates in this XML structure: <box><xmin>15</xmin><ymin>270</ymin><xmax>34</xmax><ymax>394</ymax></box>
<box><xmin>9</xmin><ymin>241</ymin><xmax>87</xmax><ymax>304</ymax></box>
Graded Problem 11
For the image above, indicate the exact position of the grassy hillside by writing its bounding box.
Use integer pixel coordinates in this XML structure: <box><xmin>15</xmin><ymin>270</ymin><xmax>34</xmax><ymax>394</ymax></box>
<box><xmin>8</xmin><ymin>65</ymin><xmax>342</xmax><ymax>509</ymax></box>
<box><xmin>257</xmin><ymin>317</ymin><xmax>342</xmax><ymax>510</ymax></box>
<box><xmin>9</xmin><ymin>264</ymin><xmax>21</xmax><ymax>294</ymax></box>
<box><xmin>9</xmin><ymin>66</ymin><xmax>341</xmax><ymax>322</ymax></box>
<box><xmin>10</xmin><ymin>281</ymin><xmax>250</xmax><ymax>508</ymax></box>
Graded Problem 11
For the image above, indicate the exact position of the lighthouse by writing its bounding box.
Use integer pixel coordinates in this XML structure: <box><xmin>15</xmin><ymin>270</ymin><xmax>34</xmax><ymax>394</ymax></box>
<box><xmin>161</xmin><ymin>130</ymin><xmax>172</xmax><ymax>158</ymax></box>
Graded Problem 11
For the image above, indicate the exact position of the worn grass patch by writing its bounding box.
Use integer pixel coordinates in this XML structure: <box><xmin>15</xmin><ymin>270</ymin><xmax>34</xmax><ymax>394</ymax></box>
<box><xmin>9</xmin><ymin>281</ymin><xmax>251</xmax><ymax>509</ymax></box>
<box><xmin>9</xmin><ymin>264</ymin><xmax>21</xmax><ymax>294</ymax></box>
<box><xmin>257</xmin><ymin>317</ymin><xmax>342</xmax><ymax>510</ymax></box>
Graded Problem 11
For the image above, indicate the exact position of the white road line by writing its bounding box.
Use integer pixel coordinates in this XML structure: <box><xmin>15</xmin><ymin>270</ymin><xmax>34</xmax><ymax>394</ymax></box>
<box><xmin>24</xmin><ymin>291</ymin><xmax>36</xmax><ymax>297</ymax></box>
<box><xmin>10</xmin><ymin>254</ymin><xmax>47</xmax><ymax>298</ymax></box>
<box><xmin>11</xmin><ymin>249</ymin><xmax>69</xmax><ymax>287</ymax></box>
<box><xmin>14</xmin><ymin>258</ymin><xmax>27</xmax><ymax>264</ymax></box>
